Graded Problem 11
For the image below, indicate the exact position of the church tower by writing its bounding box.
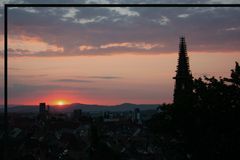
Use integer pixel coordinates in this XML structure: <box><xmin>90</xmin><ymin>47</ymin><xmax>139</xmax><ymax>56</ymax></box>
<box><xmin>173</xmin><ymin>37</ymin><xmax>193</xmax><ymax>106</ymax></box>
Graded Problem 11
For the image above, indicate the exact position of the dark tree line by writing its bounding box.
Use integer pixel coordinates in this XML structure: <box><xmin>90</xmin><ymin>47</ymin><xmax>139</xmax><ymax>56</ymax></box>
<box><xmin>148</xmin><ymin>62</ymin><xmax>240</xmax><ymax>160</ymax></box>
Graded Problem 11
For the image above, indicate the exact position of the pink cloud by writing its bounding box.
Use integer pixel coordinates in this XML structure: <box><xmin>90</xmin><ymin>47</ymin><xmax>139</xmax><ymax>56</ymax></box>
<box><xmin>7</xmin><ymin>35</ymin><xmax>64</xmax><ymax>55</ymax></box>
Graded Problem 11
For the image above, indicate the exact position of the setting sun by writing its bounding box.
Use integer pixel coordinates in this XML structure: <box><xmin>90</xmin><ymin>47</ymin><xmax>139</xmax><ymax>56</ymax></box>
<box><xmin>57</xmin><ymin>100</ymin><xmax>65</xmax><ymax>106</ymax></box>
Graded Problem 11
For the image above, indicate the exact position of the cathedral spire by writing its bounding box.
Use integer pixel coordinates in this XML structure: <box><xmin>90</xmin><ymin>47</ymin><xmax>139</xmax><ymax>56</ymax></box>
<box><xmin>173</xmin><ymin>37</ymin><xmax>193</xmax><ymax>105</ymax></box>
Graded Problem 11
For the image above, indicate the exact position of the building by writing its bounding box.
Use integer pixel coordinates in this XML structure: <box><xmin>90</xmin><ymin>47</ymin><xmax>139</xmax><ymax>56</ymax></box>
<box><xmin>173</xmin><ymin>37</ymin><xmax>193</xmax><ymax>106</ymax></box>
<box><xmin>103</xmin><ymin>111</ymin><xmax>120</xmax><ymax>122</ymax></box>
<box><xmin>133</xmin><ymin>108</ymin><xmax>142</xmax><ymax>125</ymax></box>
<box><xmin>47</xmin><ymin>105</ymin><xmax>50</xmax><ymax>113</ymax></box>
<box><xmin>73</xmin><ymin>109</ymin><xmax>82</xmax><ymax>120</ymax></box>
<box><xmin>39</xmin><ymin>102</ymin><xmax>46</xmax><ymax>114</ymax></box>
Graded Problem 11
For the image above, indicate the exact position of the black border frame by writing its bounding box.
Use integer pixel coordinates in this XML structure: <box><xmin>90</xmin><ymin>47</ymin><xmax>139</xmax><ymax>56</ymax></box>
<box><xmin>3</xmin><ymin>3</ymin><xmax>240</xmax><ymax>160</ymax></box>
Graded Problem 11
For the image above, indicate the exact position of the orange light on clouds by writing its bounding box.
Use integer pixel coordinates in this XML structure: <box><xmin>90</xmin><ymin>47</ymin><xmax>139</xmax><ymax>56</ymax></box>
<box><xmin>8</xmin><ymin>35</ymin><xmax>64</xmax><ymax>53</ymax></box>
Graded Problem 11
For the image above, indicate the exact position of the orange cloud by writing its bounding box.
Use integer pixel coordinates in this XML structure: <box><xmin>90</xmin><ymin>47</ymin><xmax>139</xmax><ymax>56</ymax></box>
<box><xmin>100</xmin><ymin>42</ymin><xmax>161</xmax><ymax>50</ymax></box>
<box><xmin>79</xmin><ymin>45</ymin><xmax>97</xmax><ymax>51</ymax></box>
<box><xmin>78</xmin><ymin>42</ymin><xmax>162</xmax><ymax>52</ymax></box>
<box><xmin>8</xmin><ymin>35</ymin><xmax>64</xmax><ymax>54</ymax></box>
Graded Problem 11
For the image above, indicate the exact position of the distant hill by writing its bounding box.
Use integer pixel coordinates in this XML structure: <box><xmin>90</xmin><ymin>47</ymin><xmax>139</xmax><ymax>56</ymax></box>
<box><xmin>61</xmin><ymin>103</ymin><xmax>159</xmax><ymax>112</ymax></box>
<box><xmin>0</xmin><ymin>103</ymin><xmax>160</xmax><ymax>113</ymax></box>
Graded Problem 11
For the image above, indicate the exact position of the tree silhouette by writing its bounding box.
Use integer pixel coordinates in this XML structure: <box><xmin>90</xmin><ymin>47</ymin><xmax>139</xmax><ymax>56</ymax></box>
<box><xmin>148</xmin><ymin>62</ymin><xmax>240</xmax><ymax>160</ymax></box>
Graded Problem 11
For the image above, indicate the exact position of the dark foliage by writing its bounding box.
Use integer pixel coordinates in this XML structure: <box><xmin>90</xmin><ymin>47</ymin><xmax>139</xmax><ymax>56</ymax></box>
<box><xmin>89</xmin><ymin>123</ymin><xmax>120</xmax><ymax>160</ymax></box>
<box><xmin>148</xmin><ymin>62</ymin><xmax>240</xmax><ymax>160</ymax></box>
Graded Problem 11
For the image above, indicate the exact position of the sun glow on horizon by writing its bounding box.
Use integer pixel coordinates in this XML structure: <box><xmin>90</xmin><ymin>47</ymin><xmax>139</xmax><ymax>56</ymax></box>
<box><xmin>56</xmin><ymin>100</ymin><xmax>66</xmax><ymax>106</ymax></box>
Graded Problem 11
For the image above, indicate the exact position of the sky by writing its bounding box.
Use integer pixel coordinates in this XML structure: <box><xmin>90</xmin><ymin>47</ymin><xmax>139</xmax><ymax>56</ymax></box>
<box><xmin>0</xmin><ymin>0</ymin><xmax>240</xmax><ymax>105</ymax></box>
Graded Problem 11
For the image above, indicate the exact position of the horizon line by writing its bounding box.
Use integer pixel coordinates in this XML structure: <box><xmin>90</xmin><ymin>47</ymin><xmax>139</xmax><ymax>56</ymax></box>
<box><xmin>0</xmin><ymin>102</ymin><xmax>166</xmax><ymax>107</ymax></box>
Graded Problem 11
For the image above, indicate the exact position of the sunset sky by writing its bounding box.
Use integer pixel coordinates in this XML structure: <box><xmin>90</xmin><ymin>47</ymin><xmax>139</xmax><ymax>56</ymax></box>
<box><xmin>0</xmin><ymin>0</ymin><xmax>240</xmax><ymax>105</ymax></box>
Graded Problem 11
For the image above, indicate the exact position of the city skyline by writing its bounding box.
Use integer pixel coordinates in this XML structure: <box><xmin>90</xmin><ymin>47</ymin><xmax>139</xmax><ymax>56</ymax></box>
<box><xmin>0</xmin><ymin>4</ymin><xmax>240</xmax><ymax>105</ymax></box>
